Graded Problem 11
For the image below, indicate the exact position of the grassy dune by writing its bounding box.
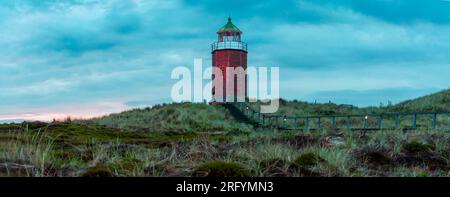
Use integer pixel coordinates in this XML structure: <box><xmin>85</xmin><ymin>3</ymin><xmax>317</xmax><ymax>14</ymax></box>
<box><xmin>0</xmin><ymin>90</ymin><xmax>449</xmax><ymax>177</ymax></box>
<box><xmin>249</xmin><ymin>89</ymin><xmax>450</xmax><ymax>116</ymax></box>
<box><xmin>82</xmin><ymin>103</ymin><xmax>252</xmax><ymax>133</ymax></box>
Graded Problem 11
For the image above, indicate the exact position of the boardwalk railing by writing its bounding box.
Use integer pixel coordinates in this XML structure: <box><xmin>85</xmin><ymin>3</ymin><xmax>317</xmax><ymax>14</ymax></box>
<box><xmin>232</xmin><ymin>102</ymin><xmax>450</xmax><ymax>131</ymax></box>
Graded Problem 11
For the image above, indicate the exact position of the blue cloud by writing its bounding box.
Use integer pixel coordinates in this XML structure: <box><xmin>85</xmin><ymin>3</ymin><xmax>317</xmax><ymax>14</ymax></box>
<box><xmin>48</xmin><ymin>34</ymin><xmax>118</xmax><ymax>55</ymax></box>
<box><xmin>322</xmin><ymin>0</ymin><xmax>450</xmax><ymax>24</ymax></box>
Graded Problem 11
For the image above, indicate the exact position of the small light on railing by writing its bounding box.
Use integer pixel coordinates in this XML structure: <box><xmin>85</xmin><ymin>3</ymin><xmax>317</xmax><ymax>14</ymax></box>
<box><xmin>246</xmin><ymin>106</ymin><xmax>249</xmax><ymax>110</ymax></box>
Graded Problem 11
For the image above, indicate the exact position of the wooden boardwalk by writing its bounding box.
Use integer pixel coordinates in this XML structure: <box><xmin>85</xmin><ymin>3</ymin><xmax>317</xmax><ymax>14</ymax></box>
<box><xmin>231</xmin><ymin>102</ymin><xmax>450</xmax><ymax>131</ymax></box>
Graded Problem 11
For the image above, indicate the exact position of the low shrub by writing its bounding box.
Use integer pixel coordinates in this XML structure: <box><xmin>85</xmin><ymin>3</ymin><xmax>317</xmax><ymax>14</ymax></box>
<box><xmin>402</xmin><ymin>141</ymin><xmax>434</xmax><ymax>154</ymax></box>
<box><xmin>292</xmin><ymin>153</ymin><xmax>325</xmax><ymax>167</ymax></box>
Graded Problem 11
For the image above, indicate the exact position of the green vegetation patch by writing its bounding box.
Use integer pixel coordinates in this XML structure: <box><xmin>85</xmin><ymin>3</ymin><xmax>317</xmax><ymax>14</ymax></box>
<box><xmin>40</xmin><ymin>122</ymin><xmax>198</xmax><ymax>148</ymax></box>
<box><xmin>402</xmin><ymin>141</ymin><xmax>434</xmax><ymax>154</ymax></box>
<box><xmin>292</xmin><ymin>153</ymin><xmax>325</xmax><ymax>167</ymax></box>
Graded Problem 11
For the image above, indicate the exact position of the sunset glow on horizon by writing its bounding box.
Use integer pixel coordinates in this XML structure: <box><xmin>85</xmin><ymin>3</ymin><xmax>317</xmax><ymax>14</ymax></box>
<box><xmin>0</xmin><ymin>101</ymin><xmax>130</xmax><ymax>122</ymax></box>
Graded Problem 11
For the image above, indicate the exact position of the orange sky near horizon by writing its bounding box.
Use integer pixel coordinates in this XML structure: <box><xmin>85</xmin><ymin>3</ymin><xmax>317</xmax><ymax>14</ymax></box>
<box><xmin>0</xmin><ymin>101</ymin><xmax>130</xmax><ymax>122</ymax></box>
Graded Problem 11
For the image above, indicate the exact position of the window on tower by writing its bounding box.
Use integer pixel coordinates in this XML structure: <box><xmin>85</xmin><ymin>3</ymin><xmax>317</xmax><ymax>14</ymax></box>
<box><xmin>223</xmin><ymin>36</ymin><xmax>235</xmax><ymax>42</ymax></box>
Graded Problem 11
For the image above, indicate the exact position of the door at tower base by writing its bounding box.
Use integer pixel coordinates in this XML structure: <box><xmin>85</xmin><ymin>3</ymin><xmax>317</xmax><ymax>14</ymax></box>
<box><xmin>212</xmin><ymin>49</ymin><xmax>247</xmax><ymax>103</ymax></box>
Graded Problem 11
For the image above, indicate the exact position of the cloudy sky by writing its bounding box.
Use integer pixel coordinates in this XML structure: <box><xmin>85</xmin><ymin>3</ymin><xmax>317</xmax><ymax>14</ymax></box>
<box><xmin>1</xmin><ymin>0</ymin><xmax>450</xmax><ymax>121</ymax></box>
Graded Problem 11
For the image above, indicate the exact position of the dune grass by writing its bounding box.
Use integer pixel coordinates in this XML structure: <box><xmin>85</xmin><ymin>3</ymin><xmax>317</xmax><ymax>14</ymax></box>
<box><xmin>0</xmin><ymin>120</ymin><xmax>448</xmax><ymax>177</ymax></box>
<box><xmin>1</xmin><ymin>89</ymin><xmax>450</xmax><ymax>177</ymax></box>
<box><xmin>82</xmin><ymin>103</ymin><xmax>252</xmax><ymax>134</ymax></box>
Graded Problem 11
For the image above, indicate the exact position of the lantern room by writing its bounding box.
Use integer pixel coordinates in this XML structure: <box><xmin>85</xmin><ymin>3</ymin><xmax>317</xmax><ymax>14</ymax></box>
<box><xmin>212</xmin><ymin>17</ymin><xmax>247</xmax><ymax>52</ymax></box>
<box><xmin>218</xmin><ymin>17</ymin><xmax>242</xmax><ymax>42</ymax></box>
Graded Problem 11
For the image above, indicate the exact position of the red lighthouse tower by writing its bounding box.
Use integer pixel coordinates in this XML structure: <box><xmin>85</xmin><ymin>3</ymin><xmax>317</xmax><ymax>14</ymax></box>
<box><xmin>211</xmin><ymin>17</ymin><xmax>248</xmax><ymax>102</ymax></box>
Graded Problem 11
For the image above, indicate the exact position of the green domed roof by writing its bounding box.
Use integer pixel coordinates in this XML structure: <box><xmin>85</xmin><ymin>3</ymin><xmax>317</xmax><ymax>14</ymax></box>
<box><xmin>218</xmin><ymin>17</ymin><xmax>241</xmax><ymax>33</ymax></box>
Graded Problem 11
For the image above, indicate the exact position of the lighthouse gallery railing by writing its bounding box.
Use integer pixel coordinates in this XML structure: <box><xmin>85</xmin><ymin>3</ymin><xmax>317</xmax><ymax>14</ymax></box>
<box><xmin>212</xmin><ymin>41</ymin><xmax>248</xmax><ymax>52</ymax></box>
